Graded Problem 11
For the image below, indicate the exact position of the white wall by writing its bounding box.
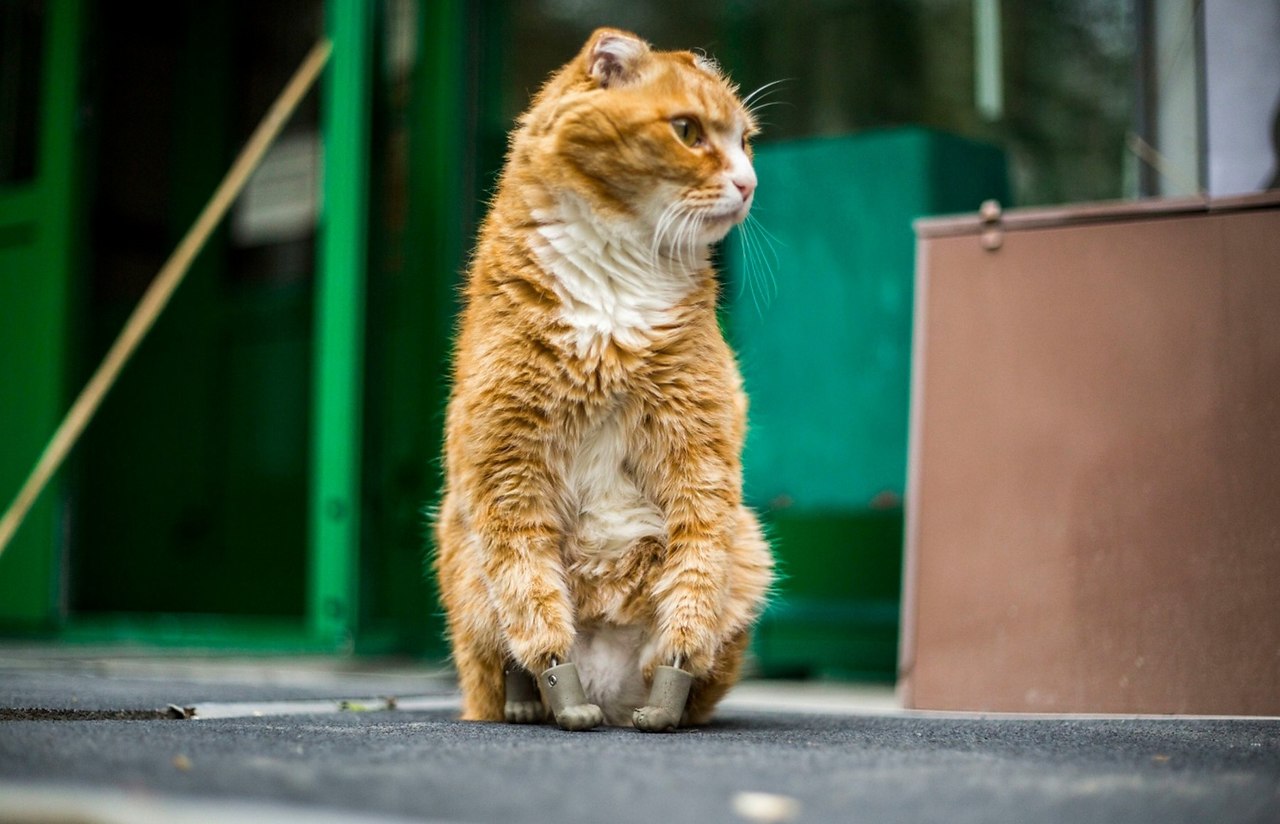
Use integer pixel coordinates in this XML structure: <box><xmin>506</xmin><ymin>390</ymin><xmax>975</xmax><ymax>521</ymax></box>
<box><xmin>1203</xmin><ymin>0</ymin><xmax>1280</xmax><ymax>196</ymax></box>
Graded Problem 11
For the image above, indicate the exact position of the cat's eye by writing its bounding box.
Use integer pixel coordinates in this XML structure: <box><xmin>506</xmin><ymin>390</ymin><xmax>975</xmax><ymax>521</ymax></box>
<box><xmin>671</xmin><ymin>117</ymin><xmax>703</xmax><ymax>148</ymax></box>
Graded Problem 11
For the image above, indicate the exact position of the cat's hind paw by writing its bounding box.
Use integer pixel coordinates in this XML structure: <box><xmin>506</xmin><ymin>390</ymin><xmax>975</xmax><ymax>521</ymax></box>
<box><xmin>504</xmin><ymin>700</ymin><xmax>546</xmax><ymax>724</ymax></box>
<box><xmin>504</xmin><ymin>665</ymin><xmax>544</xmax><ymax>724</ymax></box>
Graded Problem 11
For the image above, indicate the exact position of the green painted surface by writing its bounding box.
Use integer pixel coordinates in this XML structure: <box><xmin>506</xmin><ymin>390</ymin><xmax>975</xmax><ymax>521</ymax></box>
<box><xmin>69</xmin><ymin>5</ymin><xmax>310</xmax><ymax>623</ymax></box>
<box><xmin>358</xmin><ymin>0</ymin><xmax>467</xmax><ymax>658</ymax></box>
<box><xmin>728</xmin><ymin>129</ymin><xmax>1009</xmax><ymax>511</ymax></box>
<box><xmin>0</xmin><ymin>1</ymin><xmax>84</xmax><ymax>628</ymax></box>
<box><xmin>58</xmin><ymin>614</ymin><xmax>323</xmax><ymax>652</ymax></box>
<box><xmin>726</xmin><ymin>128</ymin><xmax>1008</xmax><ymax>676</ymax></box>
<box><xmin>310</xmin><ymin>0</ymin><xmax>373</xmax><ymax>649</ymax></box>
<box><xmin>754</xmin><ymin>510</ymin><xmax>903</xmax><ymax>680</ymax></box>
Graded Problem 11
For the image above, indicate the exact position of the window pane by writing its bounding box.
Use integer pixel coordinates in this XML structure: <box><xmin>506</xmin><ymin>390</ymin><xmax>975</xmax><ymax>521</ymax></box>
<box><xmin>490</xmin><ymin>0</ymin><xmax>1138</xmax><ymax>207</ymax></box>
<box><xmin>0</xmin><ymin>0</ymin><xmax>44</xmax><ymax>185</ymax></box>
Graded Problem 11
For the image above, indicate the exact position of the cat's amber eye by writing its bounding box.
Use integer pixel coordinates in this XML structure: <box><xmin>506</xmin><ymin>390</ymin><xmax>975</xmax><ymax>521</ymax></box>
<box><xmin>671</xmin><ymin>117</ymin><xmax>703</xmax><ymax>148</ymax></box>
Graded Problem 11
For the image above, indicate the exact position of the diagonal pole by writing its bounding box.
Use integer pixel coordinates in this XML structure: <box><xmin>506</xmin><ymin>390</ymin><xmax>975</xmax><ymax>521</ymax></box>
<box><xmin>0</xmin><ymin>39</ymin><xmax>333</xmax><ymax>559</ymax></box>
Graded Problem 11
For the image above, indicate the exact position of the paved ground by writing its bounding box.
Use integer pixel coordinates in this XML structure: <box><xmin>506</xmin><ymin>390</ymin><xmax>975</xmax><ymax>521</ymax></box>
<box><xmin>1</xmin><ymin>648</ymin><xmax>1277</xmax><ymax>823</ymax></box>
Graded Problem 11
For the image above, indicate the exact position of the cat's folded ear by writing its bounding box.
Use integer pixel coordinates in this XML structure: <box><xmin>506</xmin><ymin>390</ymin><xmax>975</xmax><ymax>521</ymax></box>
<box><xmin>583</xmin><ymin>28</ymin><xmax>650</xmax><ymax>88</ymax></box>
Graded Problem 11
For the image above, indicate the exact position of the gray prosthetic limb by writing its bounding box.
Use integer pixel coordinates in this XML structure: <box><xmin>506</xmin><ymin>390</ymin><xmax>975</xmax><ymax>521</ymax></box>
<box><xmin>632</xmin><ymin>665</ymin><xmax>693</xmax><ymax>732</ymax></box>
<box><xmin>503</xmin><ymin>664</ymin><xmax>545</xmax><ymax>724</ymax></box>
<box><xmin>538</xmin><ymin>662</ymin><xmax>604</xmax><ymax>731</ymax></box>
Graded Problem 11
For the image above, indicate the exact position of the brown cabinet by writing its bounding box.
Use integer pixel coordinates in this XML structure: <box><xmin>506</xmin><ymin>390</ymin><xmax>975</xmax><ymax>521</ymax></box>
<box><xmin>901</xmin><ymin>192</ymin><xmax>1280</xmax><ymax>715</ymax></box>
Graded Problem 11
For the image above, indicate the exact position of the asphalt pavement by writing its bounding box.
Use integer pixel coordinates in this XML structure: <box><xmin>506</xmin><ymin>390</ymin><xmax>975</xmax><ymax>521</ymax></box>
<box><xmin>1</xmin><ymin>648</ymin><xmax>1276</xmax><ymax>824</ymax></box>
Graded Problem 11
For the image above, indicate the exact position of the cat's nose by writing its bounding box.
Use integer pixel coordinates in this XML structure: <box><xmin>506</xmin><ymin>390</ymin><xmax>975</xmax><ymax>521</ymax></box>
<box><xmin>734</xmin><ymin>179</ymin><xmax>755</xmax><ymax>201</ymax></box>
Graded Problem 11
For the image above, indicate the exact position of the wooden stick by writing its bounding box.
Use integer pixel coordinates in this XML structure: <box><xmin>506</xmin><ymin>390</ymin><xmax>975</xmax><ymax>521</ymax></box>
<box><xmin>0</xmin><ymin>39</ymin><xmax>333</xmax><ymax>559</ymax></box>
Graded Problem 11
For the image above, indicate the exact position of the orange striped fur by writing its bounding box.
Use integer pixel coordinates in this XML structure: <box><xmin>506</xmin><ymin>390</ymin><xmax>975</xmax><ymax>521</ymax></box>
<box><xmin>433</xmin><ymin>28</ymin><xmax>773</xmax><ymax>726</ymax></box>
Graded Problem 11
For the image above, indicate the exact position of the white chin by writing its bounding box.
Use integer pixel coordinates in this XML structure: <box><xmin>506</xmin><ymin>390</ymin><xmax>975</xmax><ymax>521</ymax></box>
<box><xmin>701</xmin><ymin>214</ymin><xmax>741</xmax><ymax>244</ymax></box>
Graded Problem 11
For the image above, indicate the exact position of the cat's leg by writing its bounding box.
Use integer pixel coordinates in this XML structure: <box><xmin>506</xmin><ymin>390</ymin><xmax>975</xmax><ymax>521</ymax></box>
<box><xmin>685</xmin><ymin>508</ymin><xmax>772</xmax><ymax>725</ymax></box>
<box><xmin>635</xmin><ymin>420</ymin><xmax>755</xmax><ymax>678</ymax></box>
<box><xmin>684</xmin><ymin>627</ymin><xmax>751</xmax><ymax>725</ymax></box>
<box><xmin>461</xmin><ymin>447</ymin><xmax>602</xmax><ymax>730</ymax></box>
<box><xmin>452</xmin><ymin>636</ymin><xmax>506</xmax><ymax>721</ymax></box>
<box><xmin>475</xmin><ymin>522</ymin><xmax>602</xmax><ymax>730</ymax></box>
<box><xmin>434</xmin><ymin>505</ymin><xmax>508</xmax><ymax>722</ymax></box>
<box><xmin>626</xmin><ymin>434</ymin><xmax>733</xmax><ymax>732</ymax></box>
<box><xmin>635</xmin><ymin>505</ymin><xmax>772</xmax><ymax>731</ymax></box>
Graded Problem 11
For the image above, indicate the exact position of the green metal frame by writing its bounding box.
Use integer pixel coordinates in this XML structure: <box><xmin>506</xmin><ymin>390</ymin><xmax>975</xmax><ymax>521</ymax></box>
<box><xmin>0</xmin><ymin>0</ymin><xmax>448</xmax><ymax>654</ymax></box>
<box><xmin>0</xmin><ymin>0</ymin><xmax>449</xmax><ymax>654</ymax></box>
<box><xmin>0</xmin><ymin>0</ymin><xmax>84</xmax><ymax>628</ymax></box>
<box><xmin>310</xmin><ymin>0</ymin><xmax>373</xmax><ymax>650</ymax></box>
<box><xmin>353</xmin><ymin>0</ymin><xmax>467</xmax><ymax>657</ymax></box>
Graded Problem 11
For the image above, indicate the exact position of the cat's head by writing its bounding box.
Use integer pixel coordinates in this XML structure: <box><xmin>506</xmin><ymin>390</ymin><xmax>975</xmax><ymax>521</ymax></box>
<box><xmin>515</xmin><ymin>28</ymin><xmax>758</xmax><ymax>255</ymax></box>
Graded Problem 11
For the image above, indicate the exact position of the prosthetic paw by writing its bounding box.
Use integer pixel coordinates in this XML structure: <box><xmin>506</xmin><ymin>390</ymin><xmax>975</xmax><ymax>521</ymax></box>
<box><xmin>503</xmin><ymin>665</ymin><xmax>545</xmax><ymax>724</ymax></box>
<box><xmin>633</xmin><ymin>665</ymin><xmax>693</xmax><ymax>733</ymax></box>
<box><xmin>538</xmin><ymin>662</ymin><xmax>603</xmax><ymax>731</ymax></box>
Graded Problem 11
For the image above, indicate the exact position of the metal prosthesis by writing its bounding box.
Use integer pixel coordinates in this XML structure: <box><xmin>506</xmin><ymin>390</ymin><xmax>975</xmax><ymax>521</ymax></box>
<box><xmin>632</xmin><ymin>665</ymin><xmax>693</xmax><ymax>733</ymax></box>
<box><xmin>503</xmin><ymin>664</ymin><xmax>544</xmax><ymax>724</ymax></box>
<box><xmin>538</xmin><ymin>662</ymin><xmax>603</xmax><ymax>731</ymax></box>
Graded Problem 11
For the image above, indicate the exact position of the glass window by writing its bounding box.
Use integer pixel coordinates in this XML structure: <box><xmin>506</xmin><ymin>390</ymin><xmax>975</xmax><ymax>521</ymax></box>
<box><xmin>0</xmin><ymin>0</ymin><xmax>44</xmax><ymax>186</ymax></box>
<box><xmin>484</xmin><ymin>0</ymin><xmax>1138</xmax><ymax>208</ymax></box>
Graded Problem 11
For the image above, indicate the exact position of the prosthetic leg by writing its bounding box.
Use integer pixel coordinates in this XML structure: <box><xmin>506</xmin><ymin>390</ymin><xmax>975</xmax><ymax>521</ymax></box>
<box><xmin>534</xmin><ymin>661</ymin><xmax>604</xmax><ymax>731</ymax></box>
<box><xmin>503</xmin><ymin>664</ymin><xmax>545</xmax><ymax>724</ymax></box>
<box><xmin>632</xmin><ymin>664</ymin><xmax>693</xmax><ymax>733</ymax></box>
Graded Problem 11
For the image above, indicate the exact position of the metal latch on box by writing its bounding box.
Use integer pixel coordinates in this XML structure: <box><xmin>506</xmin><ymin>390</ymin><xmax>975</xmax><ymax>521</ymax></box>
<box><xmin>979</xmin><ymin>199</ymin><xmax>1003</xmax><ymax>251</ymax></box>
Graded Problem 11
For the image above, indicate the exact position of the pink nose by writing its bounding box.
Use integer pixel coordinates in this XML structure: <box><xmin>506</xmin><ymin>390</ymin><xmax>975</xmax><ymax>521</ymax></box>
<box><xmin>735</xmin><ymin>180</ymin><xmax>755</xmax><ymax>200</ymax></box>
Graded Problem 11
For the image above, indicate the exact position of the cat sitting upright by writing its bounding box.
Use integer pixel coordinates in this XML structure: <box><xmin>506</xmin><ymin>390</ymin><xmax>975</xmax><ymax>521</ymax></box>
<box><xmin>433</xmin><ymin>27</ymin><xmax>773</xmax><ymax>732</ymax></box>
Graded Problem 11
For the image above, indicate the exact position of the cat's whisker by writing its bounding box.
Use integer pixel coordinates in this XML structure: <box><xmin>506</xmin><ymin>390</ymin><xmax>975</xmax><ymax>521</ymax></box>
<box><xmin>737</xmin><ymin>225</ymin><xmax>752</xmax><ymax>301</ymax></box>
<box><xmin>740</xmin><ymin>78</ymin><xmax>789</xmax><ymax>109</ymax></box>
<box><xmin>688</xmin><ymin>212</ymin><xmax>705</xmax><ymax>271</ymax></box>
<box><xmin>654</xmin><ymin>202</ymin><xmax>692</xmax><ymax>274</ymax></box>
<box><xmin>740</xmin><ymin>214</ymin><xmax>780</xmax><ymax>316</ymax></box>
<box><xmin>650</xmin><ymin>206</ymin><xmax>671</xmax><ymax>269</ymax></box>
<box><xmin>668</xmin><ymin>207</ymin><xmax>692</xmax><ymax>273</ymax></box>
<box><xmin>673</xmin><ymin>210</ymin><xmax>693</xmax><ymax>274</ymax></box>
<box><xmin>742</xmin><ymin>221</ymin><xmax>767</xmax><ymax>318</ymax></box>
<box><xmin>745</xmin><ymin>99</ymin><xmax>790</xmax><ymax>114</ymax></box>
<box><xmin>747</xmin><ymin>211</ymin><xmax>785</xmax><ymax>251</ymax></box>
<box><xmin>650</xmin><ymin>201</ymin><xmax>680</xmax><ymax>270</ymax></box>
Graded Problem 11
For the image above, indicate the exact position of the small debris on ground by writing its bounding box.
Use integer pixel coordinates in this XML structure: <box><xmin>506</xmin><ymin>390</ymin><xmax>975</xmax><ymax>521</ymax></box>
<box><xmin>732</xmin><ymin>791</ymin><xmax>801</xmax><ymax>823</ymax></box>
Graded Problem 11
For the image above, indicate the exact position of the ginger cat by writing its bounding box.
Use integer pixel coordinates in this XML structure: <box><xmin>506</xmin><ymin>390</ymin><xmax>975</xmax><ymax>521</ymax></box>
<box><xmin>433</xmin><ymin>27</ymin><xmax>773</xmax><ymax>732</ymax></box>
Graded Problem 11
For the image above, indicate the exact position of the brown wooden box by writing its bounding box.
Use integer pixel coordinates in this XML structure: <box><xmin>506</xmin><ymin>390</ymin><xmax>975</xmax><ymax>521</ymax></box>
<box><xmin>900</xmin><ymin>192</ymin><xmax>1280</xmax><ymax>715</ymax></box>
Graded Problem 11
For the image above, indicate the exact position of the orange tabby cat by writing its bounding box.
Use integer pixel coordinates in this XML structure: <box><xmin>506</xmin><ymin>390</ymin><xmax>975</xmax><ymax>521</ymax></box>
<box><xmin>433</xmin><ymin>27</ymin><xmax>773</xmax><ymax>731</ymax></box>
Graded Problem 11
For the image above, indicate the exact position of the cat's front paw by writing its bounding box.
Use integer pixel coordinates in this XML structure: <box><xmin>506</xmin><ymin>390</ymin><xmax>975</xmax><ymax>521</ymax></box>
<box><xmin>632</xmin><ymin>664</ymin><xmax>692</xmax><ymax>733</ymax></box>
<box><xmin>554</xmin><ymin>703</ymin><xmax>604</xmax><ymax>731</ymax></box>
<box><xmin>504</xmin><ymin>700</ymin><xmax>546</xmax><ymax>724</ymax></box>
<box><xmin>632</xmin><ymin>705</ymin><xmax>680</xmax><ymax>732</ymax></box>
<box><xmin>539</xmin><ymin>661</ymin><xmax>603</xmax><ymax>731</ymax></box>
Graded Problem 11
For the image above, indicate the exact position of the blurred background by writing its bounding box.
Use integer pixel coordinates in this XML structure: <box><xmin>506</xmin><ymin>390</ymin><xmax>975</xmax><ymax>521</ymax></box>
<box><xmin>1</xmin><ymin>0</ymin><xmax>1276</xmax><ymax>681</ymax></box>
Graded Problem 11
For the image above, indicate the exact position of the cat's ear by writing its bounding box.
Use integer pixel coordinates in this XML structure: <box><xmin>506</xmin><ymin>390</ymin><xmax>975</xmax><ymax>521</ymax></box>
<box><xmin>584</xmin><ymin>28</ymin><xmax>650</xmax><ymax>88</ymax></box>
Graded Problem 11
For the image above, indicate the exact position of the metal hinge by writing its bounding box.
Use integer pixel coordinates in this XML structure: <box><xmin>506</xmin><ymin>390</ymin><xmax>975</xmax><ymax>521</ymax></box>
<box><xmin>979</xmin><ymin>199</ymin><xmax>1003</xmax><ymax>251</ymax></box>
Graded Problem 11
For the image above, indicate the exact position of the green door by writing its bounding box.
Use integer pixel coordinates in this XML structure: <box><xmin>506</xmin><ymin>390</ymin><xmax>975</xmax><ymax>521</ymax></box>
<box><xmin>0</xmin><ymin>0</ymin><xmax>84</xmax><ymax>629</ymax></box>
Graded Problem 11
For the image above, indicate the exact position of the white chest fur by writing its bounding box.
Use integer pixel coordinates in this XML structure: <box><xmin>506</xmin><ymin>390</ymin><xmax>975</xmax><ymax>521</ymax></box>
<box><xmin>566</xmin><ymin>410</ymin><xmax>665</xmax><ymax>558</ymax></box>
<box><xmin>532</xmin><ymin>199</ymin><xmax>697</xmax><ymax>356</ymax></box>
